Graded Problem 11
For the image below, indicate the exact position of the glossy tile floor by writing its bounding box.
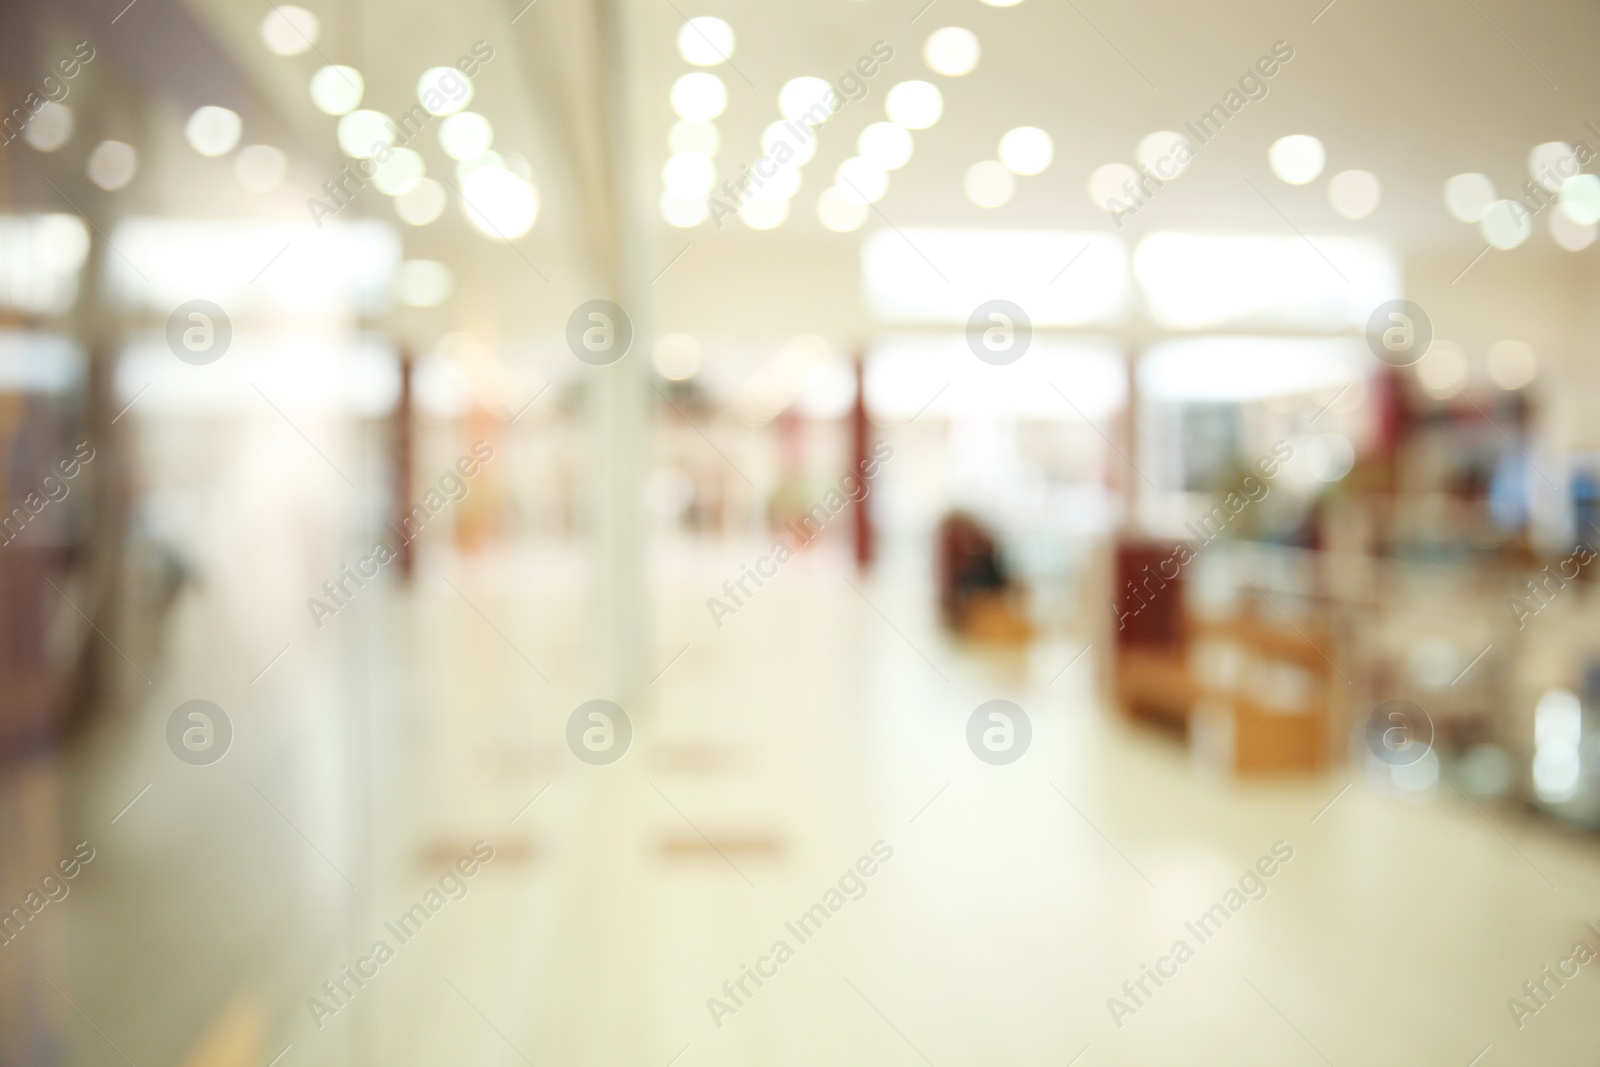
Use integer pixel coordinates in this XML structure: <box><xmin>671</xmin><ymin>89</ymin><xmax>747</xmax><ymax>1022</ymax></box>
<box><xmin>6</xmin><ymin>534</ymin><xmax>1600</xmax><ymax>1067</ymax></box>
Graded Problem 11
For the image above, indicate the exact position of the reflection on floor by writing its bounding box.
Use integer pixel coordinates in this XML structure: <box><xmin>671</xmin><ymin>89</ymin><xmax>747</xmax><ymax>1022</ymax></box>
<box><xmin>5</xmin><ymin>539</ymin><xmax>1600</xmax><ymax>1067</ymax></box>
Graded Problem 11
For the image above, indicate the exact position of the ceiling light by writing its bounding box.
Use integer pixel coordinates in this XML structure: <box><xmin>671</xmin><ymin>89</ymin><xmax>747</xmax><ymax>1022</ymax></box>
<box><xmin>858</xmin><ymin>122</ymin><xmax>913</xmax><ymax>170</ymax></box>
<box><xmin>1268</xmin><ymin>134</ymin><xmax>1324</xmax><ymax>184</ymax></box>
<box><xmin>1487</xmin><ymin>340</ymin><xmax>1537</xmax><ymax>390</ymax></box>
<box><xmin>337</xmin><ymin>110</ymin><xmax>394</xmax><ymax>158</ymax></box>
<box><xmin>235</xmin><ymin>145</ymin><xmax>288</xmax><ymax>193</ymax></box>
<box><xmin>978</xmin><ymin>0</ymin><xmax>1024</xmax><ymax>6</ymax></box>
<box><xmin>965</xmin><ymin>160</ymin><xmax>1015</xmax><ymax>207</ymax></box>
<box><xmin>1480</xmin><ymin>200</ymin><xmax>1531</xmax><ymax>249</ymax></box>
<box><xmin>677</xmin><ymin>17</ymin><xmax>735</xmax><ymax>66</ymax></box>
<box><xmin>923</xmin><ymin>27</ymin><xmax>979</xmax><ymax>76</ymax></box>
<box><xmin>763</xmin><ymin>120</ymin><xmax>817</xmax><ymax>164</ymax></box>
<box><xmin>418</xmin><ymin>67</ymin><xmax>473</xmax><ymax>116</ymax></box>
<box><xmin>439</xmin><ymin>112</ymin><xmax>493</xmax><ymax>160</ymax></box>
<box><xmin>185</xmin><ymin>106</ymin><xmax>242</xmax><ymax>157</ymax></box>
<box><xmin>1549</xmin><ymin>209</ymin><xmax>1596</xmax><ymax>252</ymax></box>
<box><xmin>310</xmin><ymin>65</ymin><xmax>364</xmax><ymax>115</ymax></box>
<box><xmin>23</xmin><ymin>103</ymin><xmax>73</xmax><ymax>152</ymax></box>
<box><xmin>372</xmin><ymin>147</ymin><xmax>426</xmax><ymax>196</ymax></box>
<box><xmin>397</xmin><ymin>260</ymin><xmax>453</xmax><ymax>307</ymax></box>
<box><xmin>998</xmin><ymin>126</ymin><xmax>1052</xmax><ymax>175</ymax></box>
<box><xmin>660</xmin><ymin>190</ymin><xmax>708</xmax><ymax>227</ymax></box>
<box><xmin>1529</xmin><ymin>141</ymin><xmax>1577</xmax><ymax>192</ymax></box>
<box><xmin>885</xmin><ymin>81</ymin><xmax>942</xmax><ymax>129</ymax></box>
<box><xmin>653</xmin><ymin>334</ymin><xmax>703</xmax><ymax>380</ymax></box>
<box><xmin>673</xmin><ymin>72</ymin><xmax>728</xmax><ymax>121</ymax></box>
<box><xmin>817</xmin><ymin>187</ymin><xmax>869</xmax><ymax>232</ymax></box>
<box><xmin>1328</xmin><ymin>169</ymin><xmax>1380</xmax><ymax>219</ymax></box>
<box><xmin>1444</xmin><ymin>172</ymin><xmax>1495</xmax><ymax>222</ymax></box>
<box><xmin>86</xmin><ymin>140</ymin><xmax>137</xmax><ymax>191</ymax></box>
<box><xmin>396</xmin><ymin>178</ymin><xmax>447</xmax><ymax>225</ymax></box>
<box><xmin>759</xmin><ymin>165</ymin><xmax>801</xmax><ymax>201</ymax></box>
<box><xmin>663</xmin><ymin>151</ymin><xmax>716</xmax><ymax>198</ymax></box>
<box><xmin>259</xmin><ymin>5</ymin><xmax>318</xmax><ymax>56</ymax></box>
<box><xmin>836</xmin><ymin>157</ymin><xmax>889</xmax><ymax>203</ymax></box>
<box><xmin>501</xmin><ymin>152</ymin><xmax>533</xmax><ymax>182</ymax></box>
<box><xmin>460</xmin><ymin>167</ymin><xmax>539</xmax><ymax>238</ymax></box>
<box><xmin>1087</xmin><ymin>162</ymin><xmax>1138</xmax><ymax>211</ymax></box>
<box><xmin>1136</xmin><ymin>130</ymin><xmax>1192</xmax><ymax>178</ymax></box>
<box><xmin>1558</xmin><ymin>173</ymin><xmax>1600</xmax><ymax>224</ymax></box>
<box><xmin>1416</xmin><ymin>340</ymin><xmax>1466</xmax><ymax>398</ymax></box>
<box><xmin>456</xmin><ymin>151</ymin><xmax>503</xmax><ymax>183</ymax></box>
<box><xmin>670</xmin><ymin>120</ymin><xmax>720</xmax><ymax>156</ymax></box>
<box><xmin>779</xmin><ymin>77</ymin><xmax>831</xmax><ymax>122</ymax></box>
<box><xmin>740</xmin><ymin>196</ymin><xmax>789</xmax><ymax>230</ymax></box>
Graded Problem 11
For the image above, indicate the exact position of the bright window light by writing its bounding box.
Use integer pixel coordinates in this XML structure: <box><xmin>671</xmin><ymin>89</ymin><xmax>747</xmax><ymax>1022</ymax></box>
<box><xmin>1133</xmin><ymin>232</ymin><xmax>1398</xmax><ymax>330</ymax></box>
<box><xmin>0</xmin><ymin>333</ymin><xmax>81</xmax><ymax>393</ymax></box>
<box><xmin>862</xmin><ymin>229</ymin><xmax>1130</xmax><ymax>326</ymax></box>
<box><xmin>1139</xmin><ymin>337</ymin><xmax>1366</xmax><ymax>403</ymax></box>
<box><xmin>867</xmin><ymin>335</ymin><xmax>1125</xmax><ymax>420</ymax></box>
<box><xmin>1533</xmin><ymin>688</ymin><xmax>1582</xmax><ymax>803</ymax></box>
<box><xmin>108</xmin><ymin>218</ymin><xmax>399</xmax><ymax>317</ymax></box>
<box><xmin>0</xmin><ymin>214</ymin><xmax>91</xmax><ymax>314</ymax></box>
<box><xmin>116</xmin><ymin>334</ymin><xmax>399</xmax><ymax>416</ymax></box>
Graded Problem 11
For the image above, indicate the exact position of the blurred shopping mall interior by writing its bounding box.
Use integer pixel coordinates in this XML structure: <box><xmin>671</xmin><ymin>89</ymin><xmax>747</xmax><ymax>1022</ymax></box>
<box><xmin>3</xmin><ymin>0</ymin><xmax>1600</xmax><ymax>1063</ymax></box>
